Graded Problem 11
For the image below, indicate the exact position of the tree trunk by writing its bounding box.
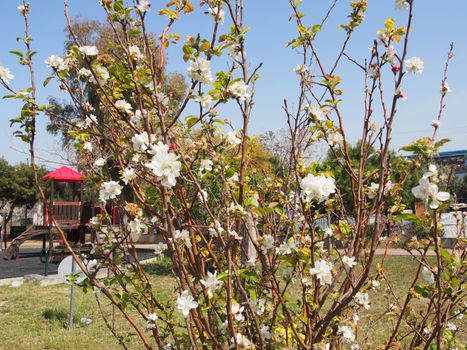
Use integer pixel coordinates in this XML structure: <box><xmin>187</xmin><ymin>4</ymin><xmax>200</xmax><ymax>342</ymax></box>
<box><xmin>241</xmin><ymin>213</ymin><xmax>258</xmax><ymax>264</ymax></box>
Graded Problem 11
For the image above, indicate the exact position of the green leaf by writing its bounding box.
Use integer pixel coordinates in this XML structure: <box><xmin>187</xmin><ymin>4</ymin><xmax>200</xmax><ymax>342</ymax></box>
<box><xmin>43</xmin><ymin>76</ymin><xmax>53</xmax><ymax>87</ymax></box>
<box><xmin>182</xmin><ymin>45</ymin><xmax>194</xmax><ymax>55</ymax></box>
<box><xmin>239</xmin><ymin>270</ymin><xmax>257</xmax><ymax>282</ymax></box>
<box><xmin>395</xmin><ymin>213</ymin><xmax>424</xmax><ymax>225</ymax></box>
<box><xmin>9</xmin><ymin>50</ymin><xmax>23</xmax><ymax>58</ymax></box>
<box><xmin>434</xmin><ymin>138</ymin><xmax>451</xmax><ymax>149</ymax></box>
<box><xmin>439</xmin><ymin>248</ymin><xmax>453</xmax><ymax>263</ymax></box>
<box><xmin>414</xmin><ymin>284</ymin><xmax>430</xmax><ymax>298</ymax></box>
<box><xmin>184</xmin><ymin>115</ymin><xmax>199</xmax><ymax>128</ymax></box>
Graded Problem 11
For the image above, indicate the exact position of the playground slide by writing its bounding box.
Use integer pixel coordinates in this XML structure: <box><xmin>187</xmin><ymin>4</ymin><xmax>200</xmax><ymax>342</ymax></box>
<box><xmin>3</xmin><ymin>225</ymin><xmax>47</xmax><ymax>260</ymax></box>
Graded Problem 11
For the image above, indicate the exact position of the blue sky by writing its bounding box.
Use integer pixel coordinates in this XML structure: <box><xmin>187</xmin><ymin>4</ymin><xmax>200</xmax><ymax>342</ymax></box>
<box><xmin>0</xmin><ymin>0</ymin><xmax>466</xmax><ymax>166</ymax></box>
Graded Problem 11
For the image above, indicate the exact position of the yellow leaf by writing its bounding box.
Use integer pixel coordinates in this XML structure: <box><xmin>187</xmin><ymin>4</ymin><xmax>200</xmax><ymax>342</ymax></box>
<box><xmin>184</xmin><ymin>1</ymin><xmax>194</xmax><ymax>13</ymax></box>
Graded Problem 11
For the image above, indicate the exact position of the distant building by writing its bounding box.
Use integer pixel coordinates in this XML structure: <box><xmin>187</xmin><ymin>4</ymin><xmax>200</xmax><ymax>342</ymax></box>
<box><xmin>436</xmin><ymin>149</ymin><xmax>467</xmax><ymax>177</ymax></box>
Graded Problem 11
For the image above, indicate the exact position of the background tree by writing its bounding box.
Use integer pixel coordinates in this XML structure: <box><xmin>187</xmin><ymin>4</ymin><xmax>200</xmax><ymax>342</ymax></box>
<box><xmin>46</xmin><ymin>17</ymin><xmax>187</xmax><ymax>147</ymax></box>
<box><xmin>319</xmin><ymin>140</ymin><xmax>422</xmax><ymax>213</ymax></box>
<box><xmin>0</xmin><ymin>158</ymin><xmax>46</xmax><ymax>231</ymax></box>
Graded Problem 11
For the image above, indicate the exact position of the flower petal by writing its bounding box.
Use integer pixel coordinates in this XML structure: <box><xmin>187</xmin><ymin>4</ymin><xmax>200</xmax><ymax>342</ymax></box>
<box><xmin>436</xmin><ymin>192</ymin><xmax>450</xmax><ymax>202</ymax></box>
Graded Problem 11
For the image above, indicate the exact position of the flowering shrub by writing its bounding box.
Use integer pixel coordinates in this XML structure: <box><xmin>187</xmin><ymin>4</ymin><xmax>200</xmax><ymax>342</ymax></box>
<box><xmin>2</xmin><ymin>0</ymin><xmax>465</xmax><ymax>349</ymax></box>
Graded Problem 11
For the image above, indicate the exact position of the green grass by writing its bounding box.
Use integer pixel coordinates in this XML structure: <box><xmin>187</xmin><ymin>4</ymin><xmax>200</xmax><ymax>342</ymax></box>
<box><xmin>0</xmin><ymin>266</ymin><xmax>176</xmax><ymax>350</ymax></box>
<box><xmin>0</xmin><ymin>257</ymin><xmax>464</xmax><ymax>349</ymax></box>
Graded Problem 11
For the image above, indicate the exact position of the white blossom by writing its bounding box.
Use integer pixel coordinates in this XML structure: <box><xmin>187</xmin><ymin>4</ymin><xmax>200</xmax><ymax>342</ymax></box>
<box><xmin>79</xmin><ymin>45</ymin><xmax>99</xmax><ymax>56</ymax></box>
<box><xmin>208</xmin><ymin>221</ymin><xmax>225</xmax><ymax>236</ymax></box>
<box><xmin>78</xmin><ymin>68</ymin><xmax>92</xmax><ymax>80</ymax></box>
<box><xmin>200</xmin><ymin>271</ymin><xmax>222</xmax><ymax>297</ymax></box>
<box><xmin>174</xmin><ymin>229</ymin><xmax>192</xmax><ymax>248</ymax></box>
<box><xmin>94</xmin><ymin>158</ymin><xmax>105</xmax><ymax>168</ymax></box>
<box><xmin>351</xmin><ymin>313</ymin><xmax>360</xmax><ymax>325</ymax></box>
<box><xmin>227</xmin><ymin>80</ymin><xmax>250</xmax><ymax>100</ymax></box>
<box><xmin>226</xmin><ymin>131</ymin><xmax>242</xmax><ymax>147</ymax></box>
<box><xmin>198</xmin><ymin>189</ymin><xmax>209</xmax><ymax>202</ymax></box>
<box><xmin>45</xmin><ymin>55</ymin><xmax>68</xmax><ymax>71</ymax></box>
<box><xmin>89</xmin><ymin>216</ymin><xmax>100</xmax><ymax>226</ymax></box>
<box><xmin>354</xmin><ymin>292</ymin><xmax>371</xmax><ymax>310</ymax></box>
<box><xmin>300</xmin><ymin>173</ymin><xmax>336</xmax><ymax>203</ymax></box>
<box><xmin>208</xmin><ymin>7</ymin><xmax>225</xmax><ymax>24</ymax></box>
<box><xmin>127</xmin><ymin>218</ymin><xmax>142</xmax><ymax>234</ymax></box>
<box><xmin>254</xmin><ymin>298</ymin><xmax>266</xmax><ymax>316</ymax></box>
<box><xmin>405</xmin><ymin>57</ymin><xmax>424</xmax><ymax>74</ymax></box>
<box><xmin>228</xmin><ymin>45</ymin><xmax>241</xmax><ymax>60</ymax></box>
<box><xmin>227</xmin><ymin>172</ymin><xmax>239</xmax><ymax>184</ymax></box>
<box><xmin>145</xmin><ymin>312</ymin><xmax>158</xmax><ymax>330</ymax></box>
<box><xmin>91</xmin><ymin>66</ymin><xmax>110</xmax><ymax>85</ymax></box>
<box><xmin>0</xmin><ymin>65</ymin><xmax>14</xmax><ymax>85</ymax></box>
<box><xmin>230</xmin><ymin>333</ymin><xmax>251</xmax><ymax>348</ymax></box>
<box><xmin>83</xmin><ymin>142</ymin><xmax>93</xmax><ymax>152</ymax></box>
<box><xmin>176</xmin><ymin>290</ymin><xmax>198</xmax><ymax>317</ymax></box>
<box><xmin>228</xmin><ymin>229</ymin><xmax>242</xmax><ymax>241</ymax></box>
<box><xmin>446</xmin><ymin>322</ymin><xmax>457</xmax><ymax>332</ymax></box>
<box><xmin>310</xmin><ymin>260</ymin><xmax>333</xmax><ymax>286</ymax></box>
<box><xmin>146</xmin><ymin>142</ymin><xmax>182</xmax><ymax>188</ymax></box>
<box><xmin>128</xmin><ymin>45</ymin><xmax>144</xmax><ymax>61</ymax></box>
<box><xmin>85</xmin><ymin>114</ymin><xmax>97</xmax><ymax>127</ymax></box>
<box><xmin>338</xmin><ymin>325</ymin><xmax>356</xmax><ymax>343</ymax></box>
<box><xmin>155</xmin><ymin>92</ymin><xmax>169</xmax><ymax>107</ymax></box>
<box><xmin>324</xmin><ymin>227</ymin><xmax>334</xmax><ymax>238</ymax></box>
<box><xmin>394</xmin><ymin>0</ymin><xmax>409</xmax><ymax>10</ymax></box>
<box><xmin>276</xmin><ymin>239</ymin><xmax>297</xmax><ymax>255</ymax></box>
<box><xmin>17</xmin><ymin>4</ymin><xmax>30</xmax><ymax>15</ymax></box>
<box><xmin>231</xmin><ymin>303</ymin><xmax>245</xmax><ymax>322</ymax></box>
<box><xmin>307</xmin><ymin>104</ymin><xmax>325</xmax><ymax>121</ymax></box>
<box><xmin>136</xmin><ymin>0</ymin><xmax>151</xmax><ymax>13</ymax></box>
<box><xmin>115</xmin><ymin>100</ymin><xmax>133</xmax><ymax>114</ymax></box>
<box><xmin>122</xmin><ymin>167</ymin><xmax>136</xmax><ymax>185</ymax></box>
<box><xmin>441</xmin><ymin>81</ymin><xmax>451</xmax><ymax>95</ymax></box>
<box><xmin>193</xmin><ymin>92</ymin><xmax>213</xmax><ymax>108</ymax></box>
<box><xmin>199</xmin><ymin>159</ymin><xmax>213</xmax><ymax>172</ymax></box>
<box><xmin>412</xmin><ymin>177</ymin><xmax>450</xmax><ymax>209</ymax></box>
<box><xmin>99</xmin><ymin>181</ymin><xmax>122</xmax><ymax>202</ymax></box>
<box><xmin>154</xmin><ymin>242</ymin><xmax>168</xmax><ymax>256</ymax></box>
<box><xmin>385</xmin><ymin>45</ymin><xmax>397</xmax><ymax>64</ymax></box>
<box><xmin>260</xmin><ymin>234</ymin><xmax>275</xmax><ymax>254</ymax></box>
<box><xmin>328</xmin><ymin>132</ymin><xmax>344</xmax><ymax>146</ymax></box>
<box><xmin>228</xmin><ymin>203</ymin><xmax>247</xmax><ymax>215</ymax></box>
<box><xmin>342</xmin><ymin>256</ymin><xmax>357</xmax><ymax>269</ymax></box>
<box><xmin>131</xmin><ymin>109</ymin><xmax>144</xmax><ymax>124</ymax></box>
<box><xmin>188</xmin><ymin>57</ymin><xmax>213</xmax><ymax>84</ymax></box>
<box><xmin>132</xmin><ymin>131</ymin><xmax>150</xmax><ymax>152</ymax></box>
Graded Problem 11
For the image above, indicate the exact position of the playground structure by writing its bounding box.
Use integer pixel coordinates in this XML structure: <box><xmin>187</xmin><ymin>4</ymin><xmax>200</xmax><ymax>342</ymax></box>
<box><xmin>3</xmin><ymin>166</ymin><xmax>121</xmax><ymax>262</ymax></box>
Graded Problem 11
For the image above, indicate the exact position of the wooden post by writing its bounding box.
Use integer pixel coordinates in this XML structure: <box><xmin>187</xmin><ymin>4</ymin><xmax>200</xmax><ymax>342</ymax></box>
<box><xmin>48</xmin><ymin>181</ymin><xmax>54</xmax><ymax>250</ymax></box>
<box><xmin>42</xmin><ymin>200</ymin><xmax>46</xmax><ymax>250</ymax></box>
<box><xmin>3</xmin><ymin>213</ymin><xmax>6</xmax><ymax>249</ymax></box>
<box><xmin>79</xmin><ymin>181</ymin><xmax>85</xmax><ymax>244</ymax></box>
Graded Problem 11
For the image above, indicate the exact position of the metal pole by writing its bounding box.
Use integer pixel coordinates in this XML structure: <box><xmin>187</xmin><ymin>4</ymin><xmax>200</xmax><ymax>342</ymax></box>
<box><xmin>44</xmin><ymin>250</ymin><xmax>49</xmax><ymax>276</ymax></box>
<box><xmin>68</xmin><ymin>258</ymin><xmax>75</xmax><ymax>330</ymax></box>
